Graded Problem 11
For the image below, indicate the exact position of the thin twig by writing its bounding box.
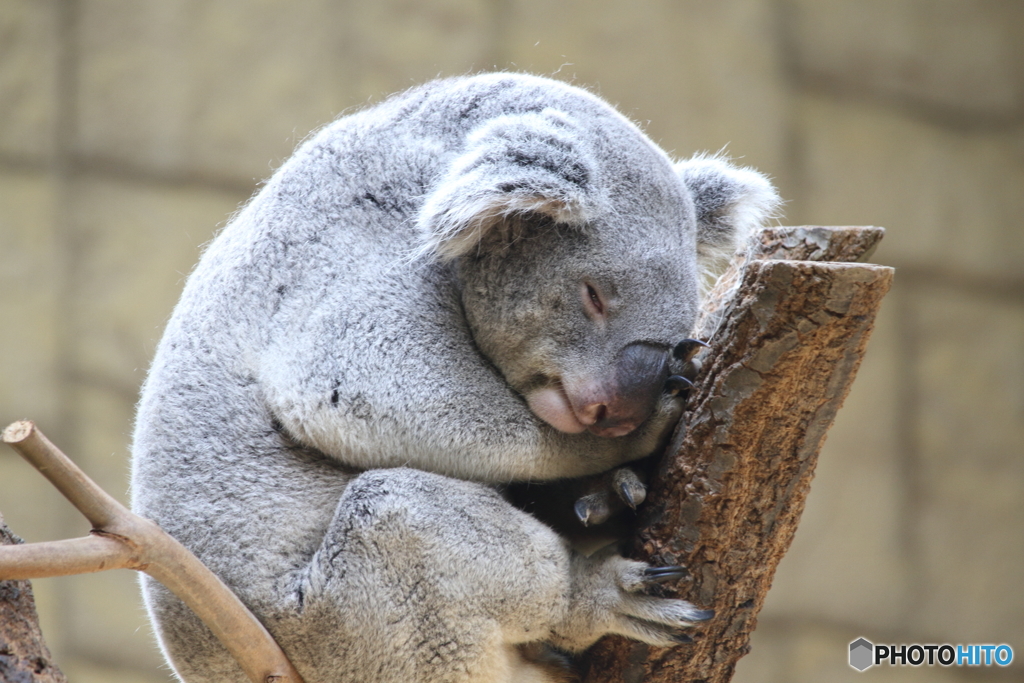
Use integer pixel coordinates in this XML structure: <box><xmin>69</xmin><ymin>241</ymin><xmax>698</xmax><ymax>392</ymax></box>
<box><xmin>0</xmin><ymin>535</ymin><xmax>139</xmax><ymax>579</ymax></box>
<box><xmin>0</xmin><ymin>420</ymin><xmax>305</xmax><ymax>683</ymax></box>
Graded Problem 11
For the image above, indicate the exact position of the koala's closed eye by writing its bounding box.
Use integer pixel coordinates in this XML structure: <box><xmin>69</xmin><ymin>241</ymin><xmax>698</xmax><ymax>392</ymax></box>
<box><xmin>582</xmin><ymin>282</ymin><xmax>606</xmax><ymax>318</ymax></box>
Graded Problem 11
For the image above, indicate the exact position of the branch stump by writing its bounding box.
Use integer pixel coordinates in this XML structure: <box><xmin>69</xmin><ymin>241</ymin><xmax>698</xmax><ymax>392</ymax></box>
<box><xmin>583</xmin><ymin>226</ymin><xmax>893</xmax><ymax>683</ymax></box>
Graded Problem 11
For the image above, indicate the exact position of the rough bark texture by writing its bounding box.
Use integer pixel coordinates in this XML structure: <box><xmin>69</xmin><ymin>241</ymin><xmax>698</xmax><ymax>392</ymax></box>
<box><xmin>701</xmin><ymin>226</ymin><xmax>885</xmax><ymax>333</ymax></box>
<box><xmin>0</xmin><ymin>513</ymin><xmax>68</xmax><ymax>683</ymax></box>
<box><xmin>752</xmin><ymin>226</ymin><xmax>884</xmax><ymax>263</ymax></box>
<box><xmin>582</xmin><ymin>227</ymin><xmax>893</xmax><ymax>683</ymax></box>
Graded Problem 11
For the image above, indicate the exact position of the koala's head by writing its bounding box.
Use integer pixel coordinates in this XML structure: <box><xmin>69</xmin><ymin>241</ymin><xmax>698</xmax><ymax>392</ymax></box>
<box><xmin>418</xmin><ymin>107</ymin><xmax>779</xmax><ymax>438</ymax></box>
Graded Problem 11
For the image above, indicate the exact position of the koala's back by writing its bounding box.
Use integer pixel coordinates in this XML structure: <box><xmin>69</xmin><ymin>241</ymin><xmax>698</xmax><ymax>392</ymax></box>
<box><xmin>133</xmin><ymin>73</ymin><xmax>676</xmax><ymax>519</ymax></box>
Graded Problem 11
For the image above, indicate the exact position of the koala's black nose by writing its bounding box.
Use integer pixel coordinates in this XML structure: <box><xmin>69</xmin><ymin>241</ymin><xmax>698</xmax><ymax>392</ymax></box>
<box><xmin>576</xmin><ymin>343</ymin><xmax>669</xmax><ymax>437</ymax></box>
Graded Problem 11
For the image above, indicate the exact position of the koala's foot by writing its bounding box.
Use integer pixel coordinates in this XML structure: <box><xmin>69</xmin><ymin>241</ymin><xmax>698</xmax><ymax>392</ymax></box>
<box><xmin>552</xmin><ymin>552</ymin><xmax>714</xmax><ymax>651</ymax></box>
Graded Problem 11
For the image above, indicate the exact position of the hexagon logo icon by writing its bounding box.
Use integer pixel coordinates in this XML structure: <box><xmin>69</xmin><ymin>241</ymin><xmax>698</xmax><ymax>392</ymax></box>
<box><xmin>850</xmin><ymin>638</ymin><xmax>874</xmax><ymax>671</ymax></box>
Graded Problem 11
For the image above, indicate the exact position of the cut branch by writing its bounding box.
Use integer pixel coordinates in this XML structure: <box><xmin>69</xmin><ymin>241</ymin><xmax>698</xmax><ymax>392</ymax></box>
<box><xmin>0</xmin><ymin>421</ymin><xmax>305</xmax><ymax>683</ymax></box>
<box><xmin>583</xmin><ymin>226</ymin><xmax>893</xmax><ymax>683</ymax></box>
<box><xmin>700</xmin><ymin>225</ymin><xmax>885</xmax><ymax>335</ymax></box>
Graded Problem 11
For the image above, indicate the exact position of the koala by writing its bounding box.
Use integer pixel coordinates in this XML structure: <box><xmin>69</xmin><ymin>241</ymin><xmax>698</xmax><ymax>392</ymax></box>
<box><xmin>131</xmin><ymin>73</ymin><xmax>779</xmax><ymax>683</ymax></box>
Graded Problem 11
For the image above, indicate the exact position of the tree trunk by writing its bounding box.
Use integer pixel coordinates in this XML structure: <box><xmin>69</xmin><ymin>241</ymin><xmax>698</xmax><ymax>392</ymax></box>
<box><xmin>582</xmin><ymin>226</ymin><xmax>893</xmax><ymax>683</ymax></box>
<box><xmin>0</xmin><ymin>513</ymin><xmax>68</xmax><ymax>683</ymax></box>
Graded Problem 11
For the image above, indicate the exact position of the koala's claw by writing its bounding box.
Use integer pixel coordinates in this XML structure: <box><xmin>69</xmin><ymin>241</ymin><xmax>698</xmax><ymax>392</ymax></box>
<box><xmin>574</xmin><ymin>493</ymin><xmax>612</xmax><ymax>527</ymax></box>
<box><xmin>618</xmin><ymin>482</ymin><xmax>639</xmax><ymax>509</ymax></box>
<box><xmin>673</xmin><ymin>338</ymin><xmax>710</xmax><ymax>363</ymax></box>
<box><xmin>689</xmin><ymin>608</ymin><xmax>716</xmax><ymax>622</ymax></box>
<box><xmin>664</xmin><ymin>374</ymin><xmax>695</xmax><ymax>397</ymax></box>
<box><xmin>641</xmin><ymin>565</ymin><xmax>689</xmax><ymax>583</ymax></box>
<box><xmin>612</xmin><ymin>467</ymin><xmax>646</xmax><ymax>509</ymax></box>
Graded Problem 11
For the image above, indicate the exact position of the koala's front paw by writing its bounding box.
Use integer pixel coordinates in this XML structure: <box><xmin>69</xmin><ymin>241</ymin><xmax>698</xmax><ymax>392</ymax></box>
<box><xmin>573</xmin><ymin>466</ymin><xmax>647</xmax><ymax>527</ymax></box>
<box><xmin>553</xmin><ymin>553</ymin><xmax>714</xmax><ymax>651</ymax></box>
<box><xmin>665</xmin><ymin>337</ymin><xmax>709</xmax><ymax>396</ymax></box>
<box><xmin>574</xmin><ymin>339</ymin><xmax>714</xmax><ymax>526</ymax></box>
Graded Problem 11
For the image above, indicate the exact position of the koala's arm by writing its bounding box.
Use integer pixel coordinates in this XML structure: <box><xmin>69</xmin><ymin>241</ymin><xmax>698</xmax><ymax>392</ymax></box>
<box><xmin>257</xmin><ymin>305</ymin><xmax>683</xmax><ymax>483</ymax></box>
<box><xmin>248</xmin><ymin>76</ymin><xmax>775</xmax><ymax>485</ymax></box>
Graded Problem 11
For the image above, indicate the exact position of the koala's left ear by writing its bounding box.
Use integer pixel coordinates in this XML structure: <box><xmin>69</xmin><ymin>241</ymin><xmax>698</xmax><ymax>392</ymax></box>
<box><xmin>675</xmin><ymin>155</ymin><xmax>781</xmax><ymax>269</ymax></box>
<box><xmin>417</xmin><ymin>110</ymin><xmax>602</xmax><ymax>261</ymax></box>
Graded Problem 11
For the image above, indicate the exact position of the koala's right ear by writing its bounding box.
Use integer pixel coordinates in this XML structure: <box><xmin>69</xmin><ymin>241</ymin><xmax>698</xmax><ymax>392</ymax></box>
<box><xmin>417</xmin><ymin>110</ymin><xmax>602</xmax><ymax>261</ymax></box>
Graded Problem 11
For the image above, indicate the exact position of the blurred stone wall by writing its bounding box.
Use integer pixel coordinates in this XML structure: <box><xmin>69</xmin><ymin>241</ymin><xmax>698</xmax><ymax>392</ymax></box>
<box><xmin>0</xmin><ymin>1</ymin><xmax>1020</xmax><ymax>681</ymax></box>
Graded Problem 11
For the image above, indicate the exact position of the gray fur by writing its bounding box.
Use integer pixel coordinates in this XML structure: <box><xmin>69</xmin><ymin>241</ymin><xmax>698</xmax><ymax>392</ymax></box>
<box><xmin>674</xmin><ymin>153</ymin><xmax>781</xmax><ymax>269</ymax></box>
<box><xmin>131</xmin><ymin>73</ymin><xmax>779</xmax><ymax>683</ymax></box>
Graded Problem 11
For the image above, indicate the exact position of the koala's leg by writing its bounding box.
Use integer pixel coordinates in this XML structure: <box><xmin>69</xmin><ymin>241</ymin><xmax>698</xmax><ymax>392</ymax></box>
<box><xmin>289</xmin><ymin>467</ymin><xmax>571</xmax><ymax>683</ymax></box>
<box><xmin>288</xmin><ymin>468</ymin><xmax>710</xmax><ymax>683</ymax></box>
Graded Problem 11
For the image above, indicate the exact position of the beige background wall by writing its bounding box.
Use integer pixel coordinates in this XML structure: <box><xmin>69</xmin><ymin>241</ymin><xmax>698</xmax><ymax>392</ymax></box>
<box><xmin>1</xmin><ymin>1</ymin><xmax>1022</xmax><ymax>681</ymax></box>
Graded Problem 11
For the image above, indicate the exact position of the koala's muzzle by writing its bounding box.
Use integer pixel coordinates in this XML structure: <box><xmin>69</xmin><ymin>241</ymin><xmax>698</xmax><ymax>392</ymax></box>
<box><xmin>584</xmin><ymin>342</ymin><xmax>671</xmax><ymax>437</ymax></box>
<box><xmin>528</xmin><ymin>343</ymin><xmax>670</xmax><ymax>438</ymax></box>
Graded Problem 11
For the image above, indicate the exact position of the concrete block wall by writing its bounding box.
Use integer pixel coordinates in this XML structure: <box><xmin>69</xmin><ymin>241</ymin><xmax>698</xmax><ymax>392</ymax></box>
<box><xmin>0</xmin><ymin>1</ymin><xmax>1020</xmax><ymax>681</ymax></box>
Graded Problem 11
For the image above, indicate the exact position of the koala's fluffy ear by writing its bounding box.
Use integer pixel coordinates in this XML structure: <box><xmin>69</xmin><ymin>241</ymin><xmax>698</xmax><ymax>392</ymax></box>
<box><xmin>675</xmin><ymin>154</ymin><xmax>781</xmax><ymax>269</ymax></box>
<box><xmin>418</xmin><ymin>110</ymin><xmax>601</xmax><ymax>261</ymax></box>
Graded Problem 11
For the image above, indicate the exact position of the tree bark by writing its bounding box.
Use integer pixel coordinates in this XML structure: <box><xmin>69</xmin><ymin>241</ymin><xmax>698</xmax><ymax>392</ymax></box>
<box><xmin>582</xmin><ymin>226</ymin><xmax>893</xmax><ymax>683</ymax></box>
<box><xmin>0</xmin><ymin>514</ymin><xmax>68</xmax><ymax>683</ymax></box>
